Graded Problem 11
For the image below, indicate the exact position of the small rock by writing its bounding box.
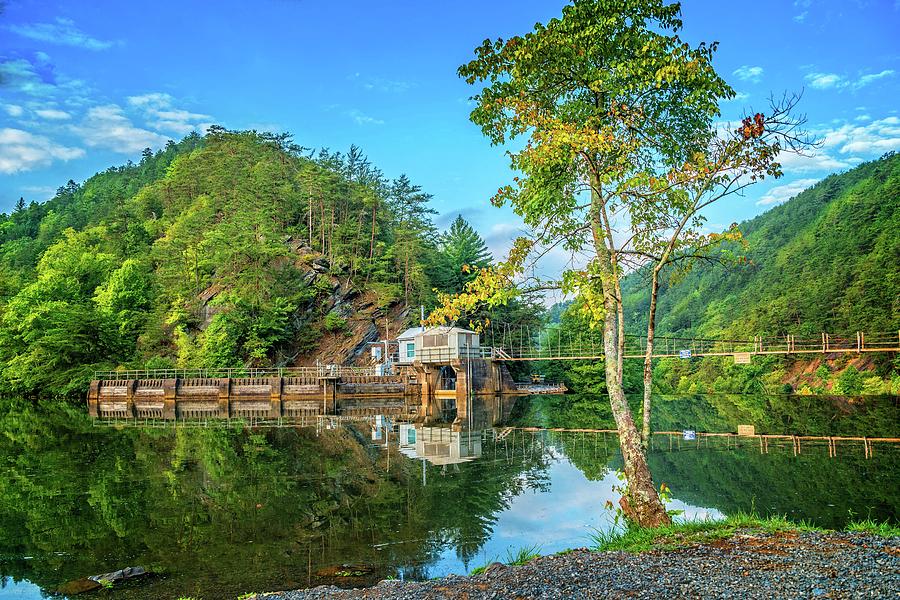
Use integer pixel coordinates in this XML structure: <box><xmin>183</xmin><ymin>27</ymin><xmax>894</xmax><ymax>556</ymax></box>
<box><xmin>57</xmin><ymin>578</ymin><xmax>102</xmax><ymax>595</ymax></box>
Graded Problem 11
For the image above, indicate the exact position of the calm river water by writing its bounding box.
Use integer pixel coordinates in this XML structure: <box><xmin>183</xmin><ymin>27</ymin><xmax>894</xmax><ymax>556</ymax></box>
<box><xmin>0</xmin><ymin>393</ymin><xmax>897</xmax><ymax>599</ymax></box>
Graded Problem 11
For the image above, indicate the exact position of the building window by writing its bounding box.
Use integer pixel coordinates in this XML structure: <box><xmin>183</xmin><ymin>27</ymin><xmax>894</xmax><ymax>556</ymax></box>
<box><xmin>406</xmin><ymin>343</ymin><xmax>415</xmax><ymax>358</ymax></box>
<box><xmin>423</xmin><ymin>334</ymin><xmax>447</xmax><ymax>348</ymax></box>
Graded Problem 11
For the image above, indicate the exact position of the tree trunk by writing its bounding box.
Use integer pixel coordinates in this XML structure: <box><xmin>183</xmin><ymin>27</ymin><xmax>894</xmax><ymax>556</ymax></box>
<box><xmin>365</xmin><ymin>198</ymin><xmax>377</xmax><ymax>285</ymax></box>
<box><xmin>590</xmin><ymin>177</ymin><xmax>669</xmax><ymax>528</ymax></box>
<box><xmin>330</xmin><ymin>204</ymin><xmax>335</xmax><ymax>265</ymax></box>
<box><xmin>642</xmin><ymin>269</ymin><xmax>660</xmax><ymax>447</ymax></box>
<box><xmin>308</xmin><ymin>191</ymin><xmax>313</xmax><ymax>247</ymax></box>
<box><xmin>602</xmin><ymin>286</ymin><xmax>670</xmax><ymax>528</ymax></box>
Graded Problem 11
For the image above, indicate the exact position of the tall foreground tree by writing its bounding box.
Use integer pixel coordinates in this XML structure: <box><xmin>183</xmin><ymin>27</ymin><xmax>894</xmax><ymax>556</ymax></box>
<box><xmin>432</xmin><ymin>0</ymin><xmax>805</xmax><ymax>526</ymax></box>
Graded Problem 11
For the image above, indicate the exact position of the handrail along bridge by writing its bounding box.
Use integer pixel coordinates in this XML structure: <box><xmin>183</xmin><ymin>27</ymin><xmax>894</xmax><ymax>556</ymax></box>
<box><xmin>473</xmin><ymin>327</ymin><xmax>900</xmax><ymax>361</ymax></box>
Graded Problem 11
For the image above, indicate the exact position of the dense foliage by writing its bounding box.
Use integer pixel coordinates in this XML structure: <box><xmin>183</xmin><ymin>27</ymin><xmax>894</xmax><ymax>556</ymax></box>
<box><xmin>0</xmin><ymin>129</ymin><xmax>538</xmax><ymax>396</ymax></box>
<box><xmin>622</xmin><ymin>151</ymin><xmax>900</xmax><ymax>338</ymax></box>
<box><xmin>0</xmin><ymin>399</ymin><xmax>551</xmax><ymax>597</ymax></box>
<box><xmin>545</xmin><ymin>153</ymin><xmax>900</xmax><ymax>395</ymax></box>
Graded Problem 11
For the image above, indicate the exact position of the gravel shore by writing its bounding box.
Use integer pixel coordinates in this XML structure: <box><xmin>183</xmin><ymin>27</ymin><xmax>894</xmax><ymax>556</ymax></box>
<box><xmin>262</xmin><ymin>531</ymin><xmax>899</xmax><ymax>599</ymax></box>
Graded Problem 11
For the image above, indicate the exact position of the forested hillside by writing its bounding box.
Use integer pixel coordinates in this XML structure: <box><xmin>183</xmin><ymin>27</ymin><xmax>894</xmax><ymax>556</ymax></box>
<box><xmin>622</xmin><ymin>151</ymin><xmax>900</xmax><ymax>338</ymax></box>
<box><xmin>548</xmin><ymin>152</ymin><xmax>900</xmax><ymax>396</ymax></box>
<box><xmin>0</xmin><ymin>128</ymin><xmax>538</xmax><ymax>396</ymax></box>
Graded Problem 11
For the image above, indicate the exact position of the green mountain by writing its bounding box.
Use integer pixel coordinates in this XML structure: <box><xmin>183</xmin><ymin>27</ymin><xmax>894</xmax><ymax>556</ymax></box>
<box><xmin>545</xmin><ymin>152</ymin><xmax>900</xmax><ymax>396</ymax></box>
<box><xmin>622</xmin><ymin>151</ymin><xmax>900</xmax><ymax>338</ymax></box>
<box><xmin>0</xmin><ymin>128</ymin><xmax>538</xmax><ymax>396</ymax></box>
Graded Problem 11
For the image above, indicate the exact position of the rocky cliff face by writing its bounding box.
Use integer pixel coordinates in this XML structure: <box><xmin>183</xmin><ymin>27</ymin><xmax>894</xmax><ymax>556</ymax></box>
<box><xmin>284</xmin><ymin>238</ymin><xmax>416</xmax><ymax>367</ymax></box>
<box><xmin>191</xmin><ymin>237</ymin><xmax>418</xmax><ymax>368</ymax></box>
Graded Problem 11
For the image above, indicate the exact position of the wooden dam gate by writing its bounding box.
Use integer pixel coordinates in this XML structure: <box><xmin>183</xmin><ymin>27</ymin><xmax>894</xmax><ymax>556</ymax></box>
<box><xmin>88</xmin><ymin>367</ymin><xmax>418</xmax><ymax>421</ymax></box>
<box><xmin>87</xmin><ymin>360</ymin><xmax>526</xmax><ymax>424</ymax></box>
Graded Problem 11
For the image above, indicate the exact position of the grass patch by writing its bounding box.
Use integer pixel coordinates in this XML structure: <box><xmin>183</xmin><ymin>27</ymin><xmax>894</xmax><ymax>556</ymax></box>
<box><xmin>591</xmin><ymin>511</ymin><xmax>822</xmax><ymax>553</ymax></box>
<box><xmin>470</xmin><ymin>515</ymin><xmax>899</xmax><ymax>576</ymax></box>
<box><xmin>845</xmin><ymin>518</ymin><xmax>900</xmax><ymax>537</ymax></box>
<box><xmin>469</xmin><ymin>544</ymin><xmax>543</xmax><ymax>575</ymax></box>
<box><xmin>506</xmin><ymin>544</ymin><xmax>541</xmax><ymax>566</ymax></box>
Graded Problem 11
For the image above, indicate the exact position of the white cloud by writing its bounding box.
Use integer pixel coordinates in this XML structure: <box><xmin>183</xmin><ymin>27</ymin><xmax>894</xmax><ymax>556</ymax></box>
<box><xmin>804</xmin><ymin>69</ymin><xmax>895</xmax><ymax>91</ymax></box>
<box><xmin>777</xmin><ymin>150</ymin><xmax>859</xmax><ymax>173</ymax></box>
<box><xmin>126</xmin><ymin>93</ymin><xmax>174</xmax><ymax>109</ymax></box>
<box><xmin>482</xmin><ymin>221</ymin><xmax>522</xmax><ymax>260</ymax></box>
<box><xmin>126</xmin><ymin>92</ymin><xmax>212</xmax><ymax>135</ymax></box>
<box><xmin>0</xmin><ymin>58</ymin><xmax>90</xmax><ymax>102</ymax></box>
<box><xmin>756</xmin><ymin>178</ymin><xmax>820</xmax><ymax>206</ymax></box>
<box><xmin>3</xmin><ymin>104</ymin><xmax>24</xmax><ymax>117</ymax></box>
<box><xmin>0</xmin><ymin>128</ymin><xmax>84</xmax><ymax>174</ymax></box>
<box><xmin>793</xmin><ymin>0</ymin><xmax>811</xmax><ymax>21</ymax></box>
<box><xmin>722</xmin><ymin>91</ymin><xmax>749</xmax><ymax>103</ymax></box>
<box><xmin>805</xmin><ymin>72</ymin><xmax>845</xmax><ymax>89</ymax></box>
<box><xmin>819</xmin><ymin>116</ymin><xmax>900</xmax><ymax>154</ymax></box>
<box><xmin>21</xmin><ymin>185</ymin><xmax>58</xmax><ymax>201</ymax></box>
<box><xmin>34</xmin><ymin>108</ymin><xmax>71</xmax><ymax>120</ymax></box>
<box><xmin>347</xmin><ymin>109</ymin><xmax>384</xmax><ymax>126</ymax></box>
<box><xmin>7</xmin><ymin>17</ymin><xmax>115</xmax><ymax>51</ymax></box>
<box><xmin>71</xmin><ymin>104</ymin><xmax>170</xmax><ymax>153</ymax></box>
<box><xmin>733</xmin><ymin>65</ymin><xmax>764</xmax><ymax>83</ymax></box>
<box><xmin>777</xmin><ymin>115</ymin><xmax>900</xmax><ymax>174</ymax></box>
<box><xmin>854</xmin><ymin>69</ymin><xmax>895</xmax><ymax>89</ymax></box>
<box><xmin>349</xmin><ymin>73</ymin><xmax>415</xmax><ymax>93</ymax></box>
<box><xmin>0</xmin><ymin>59</ymin><xmax>57</xmax><ymax>97</ymax></box>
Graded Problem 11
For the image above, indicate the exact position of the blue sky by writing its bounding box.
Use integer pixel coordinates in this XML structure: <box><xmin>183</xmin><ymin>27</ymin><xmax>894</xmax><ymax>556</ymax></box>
<box><xmin>1</xmin><ymin>0</ymin><xmax>899</xmax><ymax>259</ymax></box>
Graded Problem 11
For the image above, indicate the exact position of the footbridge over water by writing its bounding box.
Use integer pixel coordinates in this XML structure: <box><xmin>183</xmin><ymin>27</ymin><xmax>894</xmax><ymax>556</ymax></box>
<box><xmin>478</xmin><ymin>327</ymin><xmax>900</xmax><ymax>361</ymax></box>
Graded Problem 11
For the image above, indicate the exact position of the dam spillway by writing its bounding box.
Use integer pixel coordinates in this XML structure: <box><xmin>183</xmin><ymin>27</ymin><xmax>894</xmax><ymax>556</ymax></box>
<box><xmin>87</xmin><ymin>369</ymin><xmax>417</xmax><ymax>420</ymax></box>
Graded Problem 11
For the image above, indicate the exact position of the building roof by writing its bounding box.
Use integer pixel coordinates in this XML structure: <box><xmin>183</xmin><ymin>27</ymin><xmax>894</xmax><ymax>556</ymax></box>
<box><xmin>396</xmin><ymin>326</ymin><xmax>425</xmax><ymax>340</ymax></box>
<box><xmin>394</xmin><ymin>325</ymin><xmax>477</xmax><ymax>342</ymax></box>
<box><xmin>418</xmin><ymin>325</ymin><xmax>477</xmax><ymax>335</ymax></box>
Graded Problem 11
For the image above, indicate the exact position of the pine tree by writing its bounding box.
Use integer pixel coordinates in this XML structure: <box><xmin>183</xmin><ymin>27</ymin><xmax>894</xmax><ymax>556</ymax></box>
<box><xmin>437</xmin><ymin>215</ymin><xmax>492</xmax><ymax>294</ymax></box>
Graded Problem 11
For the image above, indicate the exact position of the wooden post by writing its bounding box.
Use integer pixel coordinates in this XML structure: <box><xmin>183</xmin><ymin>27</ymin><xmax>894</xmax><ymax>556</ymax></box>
<box><xmin>125</xmin><ymin>379</ymin><xmax>136</xmax><ymax>418</ymax></box>
<box><xmin>270</xmin><ymin>376</ymin><xmax>283</xmax><ymax>418</ymax></box>
<box><xmin>87</xmin><ymin>380</ymin><xmax>100</xmax><ymax>417</ymax></box>
<box><xmin>163</xmin><ymin>378</ymin><xmax>177</xmax><ymax>420</ymax></box>
<box><xmin>217</xmin><ymin>378</ymin><xmax>230</xmax><ymax>418</ymax></box>
<box><xmin>321</xmin><ymin>377</ymin><xmax>337</xmax><ymax>415</ymax></box>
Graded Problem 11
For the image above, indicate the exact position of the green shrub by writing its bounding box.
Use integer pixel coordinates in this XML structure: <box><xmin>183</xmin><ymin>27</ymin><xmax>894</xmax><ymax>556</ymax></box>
<box><xmin>324</xmin><ymin>312</ymin><xmax>347</xmax><ymax>333</ymax></box>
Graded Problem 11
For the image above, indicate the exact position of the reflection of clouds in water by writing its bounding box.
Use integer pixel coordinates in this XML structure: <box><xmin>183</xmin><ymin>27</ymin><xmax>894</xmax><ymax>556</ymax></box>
<box><xmin>482</xmin><ymin>460</ymin><xmax>611</xmax><ymax>545</ymax></box>
<box><xmin>426</xmin><ymin>452</ymin><xmax>727</xmax><ymax>577</ymax></box>
<box><xmin>672</xmin><ymin>503</ymin><xmax>725</xmax><ymax>523</ymax></box>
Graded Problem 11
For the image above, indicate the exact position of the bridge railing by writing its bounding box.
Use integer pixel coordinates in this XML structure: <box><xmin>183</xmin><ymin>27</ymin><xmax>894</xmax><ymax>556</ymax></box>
<box><xmin>92</xmin><ymin>365</ymin><xmax>379</xmax><ymax>382</ymax></box>
<box><xmin>482</xmin><ymin>328</ymin><xmax>900</xmax><ymax>360</ymax></box>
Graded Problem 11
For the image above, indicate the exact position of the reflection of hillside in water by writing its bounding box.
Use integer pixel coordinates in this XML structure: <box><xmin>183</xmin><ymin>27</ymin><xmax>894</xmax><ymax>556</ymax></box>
<box><xmin>508</xmin><ymin>392</ymin><xmax>899</xmax><ymax>438</ymax></box>
<box><xmin>0</xmin><ymin>394</ymin><xmax>896</xmax><ymax>600</ymax></box>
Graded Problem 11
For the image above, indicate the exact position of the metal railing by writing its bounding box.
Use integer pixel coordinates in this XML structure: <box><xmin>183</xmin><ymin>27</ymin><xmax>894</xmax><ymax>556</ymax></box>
<box><xmin>416</xmin><ymin>346</ymin><xmax>493</xmax><ymax>363</ymax></box>
<box><xmin>92</xmin><ymin>331</ymin><xmax>899</xmax><ymax>380</ymax></box>
<box><xmin>93</xmin><ymin>365</ymin><xmax>378</xmax><ymax>382</ymax></box>
<box><xmin>481</xmin><ymin>329</ymin><xmax>900</xmax><ymax>361</ymax></box>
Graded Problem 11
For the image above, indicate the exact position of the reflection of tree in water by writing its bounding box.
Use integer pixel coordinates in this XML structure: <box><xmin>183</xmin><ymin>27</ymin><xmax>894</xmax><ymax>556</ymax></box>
<box><xmin>393</xmin><ymin>433</ymin><xmax>552</xmax><ymax>570</ymax></box>
<box><xmin>505</xmin><ymin>394</ymin><xmax>899</xmax><ymax>529</ymax></box>
<box><xmin>0</xmin><ymin>399</ymin><xmax>556</xmax><ymax>597</ymax></box>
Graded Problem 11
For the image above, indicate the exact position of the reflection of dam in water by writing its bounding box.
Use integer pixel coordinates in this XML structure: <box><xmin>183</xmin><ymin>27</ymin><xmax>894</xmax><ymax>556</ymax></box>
<box><xmin>396</xmin><ymin>425</ymin><xmax>483</xmax><ymax>466</ymax></box>
<box><xmin>87</xmin><ymin>361</ymin><xmax>553</xmax><ymax>431</ymax></box>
